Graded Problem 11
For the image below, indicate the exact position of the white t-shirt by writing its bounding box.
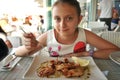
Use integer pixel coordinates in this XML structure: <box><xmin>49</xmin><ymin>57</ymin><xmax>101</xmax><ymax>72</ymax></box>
<box><xmin>47</xmin><ymin>28</ymin><xmax>86</xmax><ymax>56</ymax></box>
<box><xmin>98</xmin><ymin>0</ymin><xmax>115</xmax><ymax>18</ymax></box>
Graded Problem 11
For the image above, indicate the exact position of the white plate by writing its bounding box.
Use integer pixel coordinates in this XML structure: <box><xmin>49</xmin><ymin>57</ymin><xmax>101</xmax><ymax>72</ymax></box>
<box><xmin>109</xmin><ymin>51</ymin><xmax>120</xmax><ymax>65</ymax></box>
<box><xmin>23</xmin><ymin>56</ymin><xmax>107</xmax><ymax>80</ymax></box>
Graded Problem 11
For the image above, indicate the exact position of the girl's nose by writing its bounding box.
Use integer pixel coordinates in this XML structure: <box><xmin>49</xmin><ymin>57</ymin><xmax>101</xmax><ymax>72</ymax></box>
<box><xmin>60</xmin><ymin>19</ymin><xmax>66</xmax><ymax>28</ymax></box>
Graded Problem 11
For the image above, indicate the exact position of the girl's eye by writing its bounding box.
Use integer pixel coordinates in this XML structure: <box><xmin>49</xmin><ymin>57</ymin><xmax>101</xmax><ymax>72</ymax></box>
<box><xmin>54</xmin><ymin>17</ymin><xmax>61</xmax><ymax>22</ymax></box>
<box><xmin>66</xmin><ymin>16</ymin><xmax>73</xmax><ymax>21</ymax></box>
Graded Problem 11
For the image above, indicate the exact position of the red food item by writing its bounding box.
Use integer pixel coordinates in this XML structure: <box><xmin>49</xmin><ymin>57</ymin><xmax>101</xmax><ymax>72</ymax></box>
<box><xmin>74</xmin><ymin>41</ymin><xmax>86</xmax><ymax>53</ymax></box>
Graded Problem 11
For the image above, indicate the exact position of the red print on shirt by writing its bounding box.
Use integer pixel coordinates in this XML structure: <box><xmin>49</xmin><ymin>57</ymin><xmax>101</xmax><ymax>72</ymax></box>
<box><xmin>74</xmin><ymin>41</ymin><xmax>86</xmax><ymax>53</ymax></box>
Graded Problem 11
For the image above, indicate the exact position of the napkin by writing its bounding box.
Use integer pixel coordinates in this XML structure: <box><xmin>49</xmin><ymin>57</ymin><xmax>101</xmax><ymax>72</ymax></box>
<box><xmin>0</xmin><ymin>54</ymin><xmax>22</xmax><ymax>71</ymax></box>
<box><xmin>102</xmin><ymin>70</ymin><xmax>109</xmax><ymax>76</ymax></box>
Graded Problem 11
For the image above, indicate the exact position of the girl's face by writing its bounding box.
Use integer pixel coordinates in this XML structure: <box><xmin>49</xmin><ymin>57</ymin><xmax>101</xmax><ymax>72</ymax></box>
<box><xmin>52</xmin><ymin>3</ymin><xmax>81</xmax><ymax>36</ymax></box>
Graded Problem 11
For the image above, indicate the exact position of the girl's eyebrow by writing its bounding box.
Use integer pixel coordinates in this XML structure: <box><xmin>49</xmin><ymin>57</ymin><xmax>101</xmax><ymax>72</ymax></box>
<box><xmin>54</xmin><ymin>13</ymin><xmax>74</xmax><ymax>17</ymax></box>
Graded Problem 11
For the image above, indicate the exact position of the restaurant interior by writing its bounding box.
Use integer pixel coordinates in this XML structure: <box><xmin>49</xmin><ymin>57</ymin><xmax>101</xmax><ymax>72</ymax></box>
<box><xmin>0</xmin><ymin>0</ymin><xmax>120</xmax><ymax>37</ymax></box>
<box><xmin>0</xmin><ymin>0</ymin><xmax>120</xmax><ymax>80</ymax></box>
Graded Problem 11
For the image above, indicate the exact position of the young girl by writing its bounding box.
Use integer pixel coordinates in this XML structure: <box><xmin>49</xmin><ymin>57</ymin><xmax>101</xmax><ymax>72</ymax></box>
<box><xmin>15</xmin><ymin>0</ymin><xmax>120</xmax><ymax>59</ymax></box>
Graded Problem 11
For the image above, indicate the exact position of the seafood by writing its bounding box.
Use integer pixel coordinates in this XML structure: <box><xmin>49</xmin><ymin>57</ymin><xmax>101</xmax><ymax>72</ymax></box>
<box><xmin>36</xmin><ymin>58</ymin><xmax>88</xmax><ymax>78</ymax></box>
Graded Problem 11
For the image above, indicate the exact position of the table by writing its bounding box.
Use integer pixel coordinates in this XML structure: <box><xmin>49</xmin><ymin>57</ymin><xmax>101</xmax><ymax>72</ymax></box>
<box><xmin>94</xmin><ymin>59</ymin><xmax>120</xmax><ymax>80</ymax></box>
<box><xmin>0</xmin><ymin>56</ymin><xmax>120</xmax><ymax>80</ymax></box>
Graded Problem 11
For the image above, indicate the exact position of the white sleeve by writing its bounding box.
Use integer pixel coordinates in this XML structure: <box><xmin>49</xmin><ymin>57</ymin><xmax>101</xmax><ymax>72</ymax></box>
<box><xmin>112</xmin><ymin>0</ymin><xmax>115</xmax><ymax>8</ymax></box>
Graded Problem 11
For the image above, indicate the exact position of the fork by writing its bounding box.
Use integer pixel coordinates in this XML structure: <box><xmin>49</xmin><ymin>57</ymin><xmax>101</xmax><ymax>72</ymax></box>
<box><xmin>19</xmin><ymin>26</ymin><xmax>27</xmax><ymax>33</ymax></box>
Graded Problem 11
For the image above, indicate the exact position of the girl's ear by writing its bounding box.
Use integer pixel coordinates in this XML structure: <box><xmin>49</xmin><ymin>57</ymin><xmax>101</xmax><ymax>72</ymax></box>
<box><xmin>78</xmin><ymin>15</ymin><xmax>83</xmax><ymax>24</ymax></box>
<box><xmin>79</xmin><ymin>15</ymin><xmax>83</xmax><ymax>22</ymax></box>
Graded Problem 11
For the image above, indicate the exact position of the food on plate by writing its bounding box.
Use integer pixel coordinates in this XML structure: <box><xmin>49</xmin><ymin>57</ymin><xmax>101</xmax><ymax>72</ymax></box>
<box><xmin>72</xmin><ymin>56</ymin><xmax>90</xmax><ymax>67</ymax></box>
<box><xmin>36</xmin><ymin>58</ymin><xmax>89</xmax><ymax>78</ymax></box>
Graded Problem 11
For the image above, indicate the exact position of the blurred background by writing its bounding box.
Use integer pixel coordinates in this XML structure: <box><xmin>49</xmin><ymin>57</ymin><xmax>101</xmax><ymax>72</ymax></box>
<box><xmin>0</xmin><ymin>0</ymin><xmax>120</xmax><ymax>46</ymax></box>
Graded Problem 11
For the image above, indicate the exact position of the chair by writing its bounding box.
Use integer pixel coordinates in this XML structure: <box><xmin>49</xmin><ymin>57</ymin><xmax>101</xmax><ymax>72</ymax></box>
<box><xmin>100</xmin><ymin>31</ymin><xmax>120</xmax><ymax>47</ymax></box>
<box><xmin>7</xmin><ymin>36</ymin><xmax>22</xmax><ymax>48</ymax></box>
<box><xmin>88</xmin><ymin>21</ymin><xmax>108</xmax><ymax>34</ymax></box>
<box><xmin>114</xmin><ymin>25</ymin><xmax>120</xmax><ymax>32</ymax></box>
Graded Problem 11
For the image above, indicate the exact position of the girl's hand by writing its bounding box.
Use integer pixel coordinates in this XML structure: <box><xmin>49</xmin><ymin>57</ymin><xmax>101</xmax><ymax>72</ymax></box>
<box><xmin>23</xmin><ymin>33</ymin><xmax>38</xmax><ymax>51</ymax></box>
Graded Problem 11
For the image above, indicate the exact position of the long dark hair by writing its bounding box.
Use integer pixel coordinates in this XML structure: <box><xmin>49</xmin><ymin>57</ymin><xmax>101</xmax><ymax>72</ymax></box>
<box><xmin>0</xmin><ymin>38</ymin><xmax>9</xmax><ymax>61</ymax></box>
<box><xmin>52</xmin><ymin>0</ymin><xmax>81</xmax><ymax>16</ymax></box>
